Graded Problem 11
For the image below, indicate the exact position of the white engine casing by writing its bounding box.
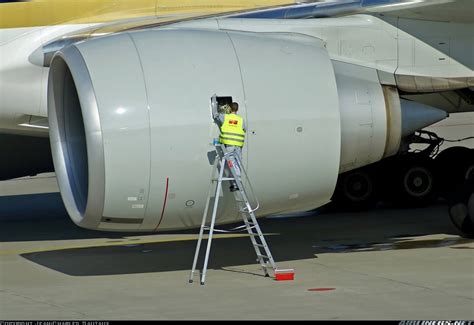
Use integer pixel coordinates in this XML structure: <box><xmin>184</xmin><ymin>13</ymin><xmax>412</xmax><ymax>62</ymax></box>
<box><xmin>48</xmin><ymin>29</ymin><xmax>342</xmax><ymax>231</ymax></box>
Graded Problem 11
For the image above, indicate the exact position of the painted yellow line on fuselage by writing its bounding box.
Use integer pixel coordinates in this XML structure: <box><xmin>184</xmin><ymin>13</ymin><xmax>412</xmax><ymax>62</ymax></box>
<box><xmin>0</xmin><ymin>0</ymin><xmax>292</xmax><ymax>29</ymax></box>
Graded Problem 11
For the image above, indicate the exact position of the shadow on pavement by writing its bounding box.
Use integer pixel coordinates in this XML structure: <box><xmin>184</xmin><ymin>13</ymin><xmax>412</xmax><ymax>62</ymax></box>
<box><xmin>16</xmin><ymin>204</ymin><xmax>472</xmax><ymax>276</ymax></box>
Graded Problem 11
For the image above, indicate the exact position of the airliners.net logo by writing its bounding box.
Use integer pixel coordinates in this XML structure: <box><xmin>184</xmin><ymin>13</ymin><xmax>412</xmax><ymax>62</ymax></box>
<box><xmin>400</xmin><ymin>321</ymin><xmax>474</xmax><ymax>325</ymax></box>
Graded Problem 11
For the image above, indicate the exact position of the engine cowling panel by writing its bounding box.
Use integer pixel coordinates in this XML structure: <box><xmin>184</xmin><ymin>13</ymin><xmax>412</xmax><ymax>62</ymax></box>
<box><xmin>48</xmin><ymin>29</ymin><xmax>342</xmax><ymax>231</ymax></box>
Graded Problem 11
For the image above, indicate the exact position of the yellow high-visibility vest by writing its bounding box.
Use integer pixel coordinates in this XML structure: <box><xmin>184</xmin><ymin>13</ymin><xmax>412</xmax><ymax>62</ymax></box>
<box><xmin>219</xmin><ymin>114</ymin><xmax>245</xmax><ymax>147</ymax></box>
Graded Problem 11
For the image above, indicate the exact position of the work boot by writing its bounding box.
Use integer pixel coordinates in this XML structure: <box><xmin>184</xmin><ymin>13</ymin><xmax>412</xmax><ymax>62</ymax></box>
<box><xmin>229</xmin><ymin>182</ymin><xmax>239</xmax><ymax>192</ymax></box>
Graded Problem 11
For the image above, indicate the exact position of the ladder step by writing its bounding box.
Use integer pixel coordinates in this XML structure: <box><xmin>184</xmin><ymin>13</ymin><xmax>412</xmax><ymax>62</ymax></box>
<box><xmin>257</xmin><ymin>254</ymin><xmax>269</xmax><ymax>259</ymax></box>
<box><xmin>254</xmin><ymin>243</ymin><xmax>265</xmax><ymax>248</ymax></box>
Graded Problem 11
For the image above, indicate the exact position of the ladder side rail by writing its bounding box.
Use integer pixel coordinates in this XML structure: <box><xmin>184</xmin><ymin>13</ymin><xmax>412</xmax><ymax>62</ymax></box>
<box><xmin>231</xmin><ymin>175</ymin><xmax>277</xmax><ymax>271</ymax></box>
<box><xmin>200</xmin><ymin>157</ymin><xmax>227</xmax><ymax>285</ymax></box>
<box><xmin>247</xmin><ymin>210</ymin><xmax>278</xmax><ymax>270</ymax></box>
<box><xmin>189</xmin><ymin>156</ymin><xmax>221</xmax><ymax>283</ymax></box>
<box><xmin>231</xmin><ymin>178</ymin><xmax>275</xmax><ymax>275</ymax></box>
<box><xmin>239</xmin><ymin>210</ymin><xmax>271</xmax><ymax>277</ymax></box>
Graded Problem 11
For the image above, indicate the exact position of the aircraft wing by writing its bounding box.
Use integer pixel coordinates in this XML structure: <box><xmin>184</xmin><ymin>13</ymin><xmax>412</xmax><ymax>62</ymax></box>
<box><xmin>364</xmin><ymin>0</ymin><xmax>473</xmax><ymax>23</ymax></box>
<box><xmin>231</xmin><ymin>0</ymin><xmax>473</xmax><ymax>23</ymax></box>
<box><xmin>27</xmin><ymin>0</ymin><xmax>473</xmax><ymax>70</ymax></box>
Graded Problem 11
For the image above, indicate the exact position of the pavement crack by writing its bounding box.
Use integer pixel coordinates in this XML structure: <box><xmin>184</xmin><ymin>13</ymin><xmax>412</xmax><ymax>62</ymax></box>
<box><xmin>4</xmin><ymin>290</ymin><xmax>89</xmax><ymax>317</ymax></box>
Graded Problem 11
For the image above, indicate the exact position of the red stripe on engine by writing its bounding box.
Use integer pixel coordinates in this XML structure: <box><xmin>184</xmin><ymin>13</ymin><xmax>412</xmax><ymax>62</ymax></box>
<box><xmin>155</xmin><ymin>177</ymin><xmax>169</xmax><ymax>231</ymax></box>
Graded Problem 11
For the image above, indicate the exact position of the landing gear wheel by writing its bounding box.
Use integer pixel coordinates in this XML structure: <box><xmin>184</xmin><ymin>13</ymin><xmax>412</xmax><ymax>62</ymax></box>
<box><xmin>334</xmin><ymin>169</ymin><xmax>377</xmax><ymax>211</ymax></box>
<box><xmin>448</xmin><ymin>181</ymin><xmax>474</xmax><ymax>238</ymax></box>
<box><xmin>403</xmin><ymin>166</ymin><xmax>434</xmax><ymax>198</ymax></box>
<box><xmin>396</xmin><ymin>160</ymin><xmax>436</xmax><ymax>207</ymax></box>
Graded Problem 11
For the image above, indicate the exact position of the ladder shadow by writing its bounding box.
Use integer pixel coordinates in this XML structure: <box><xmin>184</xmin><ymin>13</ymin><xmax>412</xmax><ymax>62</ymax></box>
<box><xmin>219</xmin><ymin>267</ymin><xmax>269</xmax><ymax>278</ymax></box>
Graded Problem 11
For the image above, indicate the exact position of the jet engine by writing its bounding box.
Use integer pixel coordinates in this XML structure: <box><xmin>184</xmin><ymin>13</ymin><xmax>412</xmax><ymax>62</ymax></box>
<box><xmin>48</xmin><ymin>28</ymin><xmax>446</xmax><ymax>231</ymax></box>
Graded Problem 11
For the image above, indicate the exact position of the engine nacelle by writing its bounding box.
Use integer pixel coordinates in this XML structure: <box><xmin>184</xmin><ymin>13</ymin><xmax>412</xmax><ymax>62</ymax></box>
<box><xmin>334</xmin><ymin>61</ymin><xmax>402</xmax><ymax>173</ymax></box>
<box><xmin>48</xmin><ymin>29</ymin><xmax>342</xmax><ymax>231</ymax></box>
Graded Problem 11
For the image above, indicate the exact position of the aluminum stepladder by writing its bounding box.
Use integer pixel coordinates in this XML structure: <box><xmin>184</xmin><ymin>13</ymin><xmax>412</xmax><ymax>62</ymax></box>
<box><xmin>189</xmin><ymin>143</ymin><xmax>280</xmax><ymax>285</ymax></box>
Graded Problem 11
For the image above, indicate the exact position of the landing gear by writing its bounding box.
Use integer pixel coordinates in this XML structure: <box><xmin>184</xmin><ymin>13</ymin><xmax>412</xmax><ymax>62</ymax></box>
<box><xmin>333</xmin><ymin>169</ymin><xmax>377</xmax><ymax>210</ymax></box>
<box><xmin>331</xmin><ymin>130</ymin><xmax>474</xmax><ymax>237</ymax></box>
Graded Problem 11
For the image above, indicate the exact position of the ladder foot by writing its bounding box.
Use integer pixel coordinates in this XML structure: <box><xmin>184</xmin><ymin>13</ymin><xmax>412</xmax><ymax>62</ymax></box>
<box><xmin>189</xmin><ymin>280</ymin><xmax>194</xmax><ymax>283</ymax></box>
<box><xmin>200</xmin><ymin>282</ymin><xmax>205</xmax><ymax>286</ymax></box>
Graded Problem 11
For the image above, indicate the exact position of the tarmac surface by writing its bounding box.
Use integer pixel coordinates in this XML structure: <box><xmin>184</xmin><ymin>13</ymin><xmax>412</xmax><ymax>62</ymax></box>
<box><xmin>1</xmin><ymin>203</ymin><xmax>473</xmax><ymax>320</ymax></box>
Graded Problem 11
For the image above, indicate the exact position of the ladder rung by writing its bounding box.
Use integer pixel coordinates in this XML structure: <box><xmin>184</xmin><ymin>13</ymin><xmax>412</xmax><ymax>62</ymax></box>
<box><xmin>254</xmin><ymin>243</ymin><xmax>265</xmax><ymax>248</ymax></box>
<box><xmin>257</xmin><ymin>254</ymin><xmax>269</xmax><ymax>259</ymax></box>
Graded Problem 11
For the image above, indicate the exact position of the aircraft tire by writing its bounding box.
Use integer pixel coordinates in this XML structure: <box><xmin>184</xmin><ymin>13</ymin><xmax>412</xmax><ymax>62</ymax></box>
<box><xmin>395</xmin><ymin>159</ymin><xmax>436</xmax><ymax>207</ymax></box>
<box><xmin>333</xmin><ymin>169</ymin><xmax>378</xmax><ymax>211</ymax></box>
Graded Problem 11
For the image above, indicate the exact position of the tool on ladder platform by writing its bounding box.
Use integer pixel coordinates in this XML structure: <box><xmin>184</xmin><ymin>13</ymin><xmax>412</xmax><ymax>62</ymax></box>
<box><xmin>189</xmin><ymin>142</ymin><xmax>294</xmax><ymax>285</ymax></box>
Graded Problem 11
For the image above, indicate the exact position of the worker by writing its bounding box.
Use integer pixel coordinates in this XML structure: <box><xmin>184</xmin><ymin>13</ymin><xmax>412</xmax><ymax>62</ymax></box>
<box><xmin>213</xmin><ymin>101</ymin><xmax>246</xmax><ymax>192</ymax></box>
